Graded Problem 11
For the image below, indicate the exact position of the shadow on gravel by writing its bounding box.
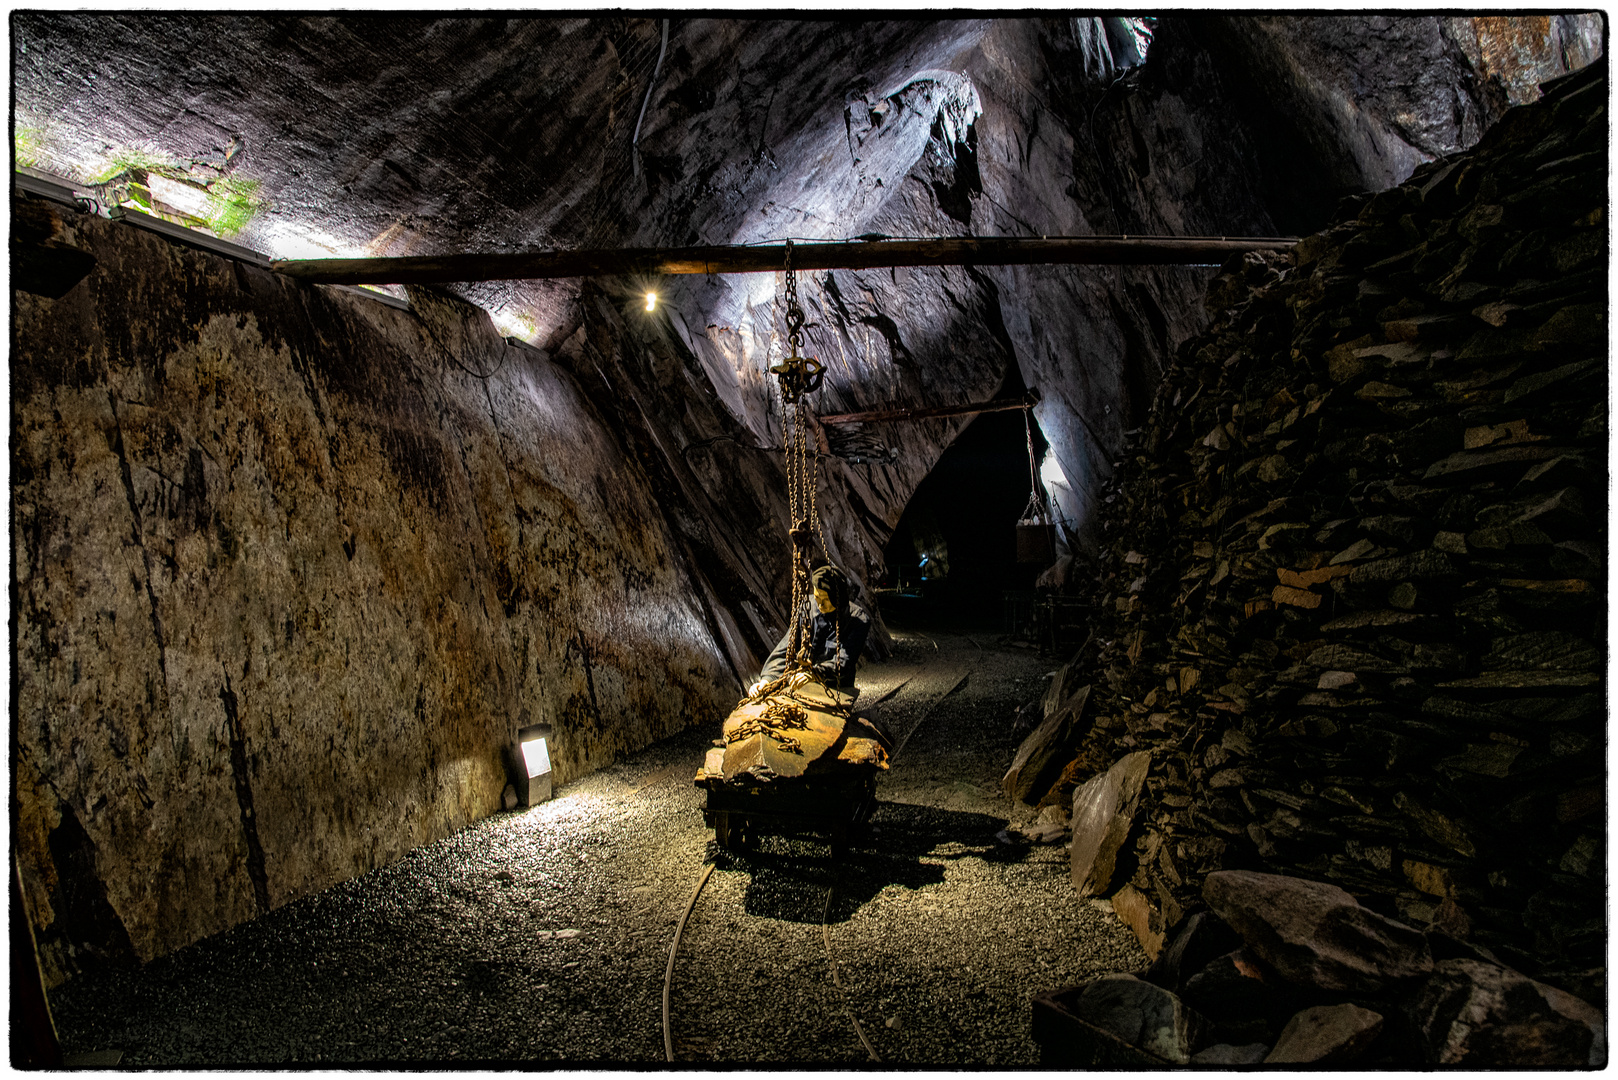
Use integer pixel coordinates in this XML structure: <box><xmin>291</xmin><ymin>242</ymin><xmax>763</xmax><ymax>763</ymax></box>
<box><xmin>712</xmin><ymin>800</ymin><xmax>1029</xmax><ymax>925</ymax></box>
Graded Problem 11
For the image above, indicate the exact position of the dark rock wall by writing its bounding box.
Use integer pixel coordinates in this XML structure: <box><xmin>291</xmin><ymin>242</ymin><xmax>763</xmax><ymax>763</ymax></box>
<box><xmin>13</xmin><ymin>211</ymin><xmax>739</xmax><ymax>984</ymax></box>
<box><xmin>1089</xmin><ymin>15</ymin><xmax>1604</xmax><ymax>236</ymax></box>
<box><xmin>1053</xmin><ymin>61</ymin><xmax>1605</xmax><ymax>977</ymax></box>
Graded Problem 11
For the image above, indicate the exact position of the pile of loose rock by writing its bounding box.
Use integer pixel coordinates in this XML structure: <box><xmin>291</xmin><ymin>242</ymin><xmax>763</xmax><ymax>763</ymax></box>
<box><xmin>1033</xmin><ymin>869</ymin><xmax>1606</xmax><ymax>1066</ymax></box>
<box><xmin>1009</xmin><ymin>56</ymin><xmax>1606</xmax><ymax>1060</ymax></box>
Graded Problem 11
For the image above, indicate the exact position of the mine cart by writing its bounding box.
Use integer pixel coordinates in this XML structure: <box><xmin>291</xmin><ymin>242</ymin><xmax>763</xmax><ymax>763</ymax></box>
<box><xmin>694</xmin><ymin>672</ymin><xmax>890</xmax><ymax>857</ymax></box>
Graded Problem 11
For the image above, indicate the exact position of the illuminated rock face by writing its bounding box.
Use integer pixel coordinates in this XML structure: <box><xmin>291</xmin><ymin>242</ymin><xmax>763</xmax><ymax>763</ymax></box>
<box><xmin>13</xmin><ymin>214</ymin><xmax>739</xmax><ymax>983</ymax></box>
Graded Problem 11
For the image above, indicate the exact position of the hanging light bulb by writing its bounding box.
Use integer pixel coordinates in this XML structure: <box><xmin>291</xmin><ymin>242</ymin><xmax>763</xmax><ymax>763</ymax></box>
<box><xmin>644</xmin><ymin>291</ymin><xmax>658</xmax><ymax>312</ymax></box>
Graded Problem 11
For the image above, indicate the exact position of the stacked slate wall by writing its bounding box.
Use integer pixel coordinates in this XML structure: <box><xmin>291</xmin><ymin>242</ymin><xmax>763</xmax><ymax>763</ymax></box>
<box><xmin>1054</xmin><ymin>61</ymin><xmax>1605</xmax><ymax>981</ymax></box>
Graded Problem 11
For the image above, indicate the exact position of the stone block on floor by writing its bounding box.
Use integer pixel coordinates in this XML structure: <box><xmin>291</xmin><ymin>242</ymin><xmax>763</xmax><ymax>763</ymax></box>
<box><xmin>1265</xmin><ymin>1002</ymin><xmax>1384</xmax><ymax>1064</ymax></box>
<box><xmin>1031</xmin><ymin>973</ymin><xmax>1208</xmax><ymax>1066</ymax></box>
<box><xmin>1408</xmin><ymin>958</ymin><xmax>1606</xmax><ymax>1067</ymax></box>
<box><xmin>1190</xmin><ymin>1042</ymin><xmax>1269</xmax><ymax>1065</ymax></box>
<box><xmin>1069</xmin><ymin>750</ymin><xmax>1151</xmax><ymax>898</ymax></box>
<box><xmin>1203</xmin><ymin>869</ymin><xmax>1433</xmax><ymax>992</ymax></box>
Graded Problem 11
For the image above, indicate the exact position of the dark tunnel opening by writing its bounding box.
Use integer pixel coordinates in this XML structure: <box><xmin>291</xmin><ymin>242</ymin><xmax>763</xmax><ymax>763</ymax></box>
<box><xmin>876</xmin><ymin>407</ymin><xmax>1051</xmax><ymax>631</ymax></box>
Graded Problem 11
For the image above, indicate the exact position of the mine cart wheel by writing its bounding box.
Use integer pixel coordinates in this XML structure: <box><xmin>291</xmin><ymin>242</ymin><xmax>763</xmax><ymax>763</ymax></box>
<box><xmin>718</xmin><ymin>813</ymin><xmax>757</xmax><ymax>851</ymax></box>
<box><xmin>714</xmin><ymin>812</ymin><xmax>737</xmax><ymax>851</ymax></box>
<box><xmin>842</xmin><ymin>782</ymin><xmax>878</xmax><ymax>853</ymax></box>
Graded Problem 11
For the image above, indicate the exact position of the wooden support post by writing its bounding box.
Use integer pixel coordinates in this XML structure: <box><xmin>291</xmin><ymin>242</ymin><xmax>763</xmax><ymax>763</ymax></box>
<box><xmin>270</xmin><ymin>235</ymin><xmax>1297</xmax><ymax>286</ymax></box>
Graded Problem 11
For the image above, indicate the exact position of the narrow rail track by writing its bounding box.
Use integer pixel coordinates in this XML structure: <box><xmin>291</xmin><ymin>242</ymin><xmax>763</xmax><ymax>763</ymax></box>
<box><xmin>661</xmin><ymin>654</ymin><xmax>977</xmax><ymax>1064</ymax></box>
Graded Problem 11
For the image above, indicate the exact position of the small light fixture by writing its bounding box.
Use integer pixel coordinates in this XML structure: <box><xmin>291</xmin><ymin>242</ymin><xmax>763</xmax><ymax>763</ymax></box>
<box><xmin>644</xmin><ymin>291</ymin><xmax>658</xmax><ymax>312</ymax></box>
<box><xmin>518</xmin><ymin>724</ymin><xmax>554</xmax><ymax>804</ymax></box>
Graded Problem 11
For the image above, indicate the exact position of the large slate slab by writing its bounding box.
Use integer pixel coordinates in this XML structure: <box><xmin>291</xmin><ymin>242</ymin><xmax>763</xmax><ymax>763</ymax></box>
<box><xmin>1068</xmin><ymin>973</ymin><xmax>1208</xmax><ymax>1065</ymax></box>
<box><xmin>1070</xmin><ymin>750</ymin><xmax>1151</xmax><ymax>897</ymax></box>
<box><xmin>1203</xmin><ymin>870</ymin><xmax>1433</xmax><ymax>993</ymax></box>
<box><xmin>1003</xmin><ymin>684</ymin><xmax>1092</xmax><ymax>804</ymax></box>
<box><xmin>1265</xmin><ymin>1003</ymin><xmax>1384</xmax><ymax>1064</ymax></box>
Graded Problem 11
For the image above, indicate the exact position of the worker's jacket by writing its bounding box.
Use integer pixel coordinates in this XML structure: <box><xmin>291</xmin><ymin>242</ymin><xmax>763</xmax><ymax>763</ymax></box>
<box><xmin>758</xmin><ymin>601</ymin><xmax>871</xmax><ymax>690</ymax></box>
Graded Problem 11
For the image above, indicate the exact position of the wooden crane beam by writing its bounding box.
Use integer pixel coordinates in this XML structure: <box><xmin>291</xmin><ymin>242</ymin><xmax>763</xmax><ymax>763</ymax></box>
<box><xmin>269</xmin><ymin>235</ymin><xmax>1296</xmax><ymax>286</ymax></box>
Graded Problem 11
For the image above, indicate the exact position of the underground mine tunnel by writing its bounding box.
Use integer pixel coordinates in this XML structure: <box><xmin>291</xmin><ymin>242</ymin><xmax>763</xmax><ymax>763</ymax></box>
<box><xmin>879</xmin><ymin>403</ymin><xmax>1052</xmax><ymax>623</ymax></box>
<box><xmin>10</xmin><ymin>13</ymin><xmax>1608</xmax><ymax>1068</ymax></box>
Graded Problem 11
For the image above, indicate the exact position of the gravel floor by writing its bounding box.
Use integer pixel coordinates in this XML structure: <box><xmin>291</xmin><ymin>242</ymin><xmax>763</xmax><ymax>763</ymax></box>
<box><xmin>49</xmin><ymin>627</ymin><xmax>1148</xmax><ymax>1066</ymax></box>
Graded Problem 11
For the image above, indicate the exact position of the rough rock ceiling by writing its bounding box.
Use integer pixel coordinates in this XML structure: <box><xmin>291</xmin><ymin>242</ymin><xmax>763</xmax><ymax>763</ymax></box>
<box><xmin>13</xmin><ymin>14</ymin><xmax>1603</xmax><ymax>548</ymax></box>
<box><xmin>16</xmin><ymin>15</ymin><xmax>1599</xmax><ymax>250</ymax></box>
<box><xmin>16</xmin><ymin>16</ymin><xmax>1012</xmax><ymax>339</ymax></box>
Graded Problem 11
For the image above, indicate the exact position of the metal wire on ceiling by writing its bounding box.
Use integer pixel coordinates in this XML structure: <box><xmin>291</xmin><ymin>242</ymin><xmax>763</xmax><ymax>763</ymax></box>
<box><xmin>556</xmin><ymin>17</ymin><xmax>673</xmax><ymax>250</ymax></box>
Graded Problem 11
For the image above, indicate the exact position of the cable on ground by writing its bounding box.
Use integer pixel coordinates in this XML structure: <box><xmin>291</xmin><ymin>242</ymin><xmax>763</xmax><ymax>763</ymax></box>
<box><xmin>662</xmin><ymin>861</ymin><xmax>716</xmax><ymax>1063</ymax></box>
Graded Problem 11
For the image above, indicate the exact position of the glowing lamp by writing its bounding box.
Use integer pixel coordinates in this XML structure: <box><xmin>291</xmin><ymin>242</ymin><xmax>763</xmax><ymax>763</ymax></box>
<box><xmin>1040</xmin><ymin>454</ymin><xmax>1068</xmax><ymax>489</ymax></box>
<box><xmin>518</xmin><ymin>724</ymin><xmax>554</xmax><ymax>804</ymax></box>
<box><xmin>644</xmin><ymin>291</ymin><xmax>658</xmax><ymax>312</ymax></box>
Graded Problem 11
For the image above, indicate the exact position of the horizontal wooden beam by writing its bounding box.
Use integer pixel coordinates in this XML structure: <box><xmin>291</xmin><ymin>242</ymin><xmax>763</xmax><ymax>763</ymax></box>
<box><xmin>818</xmin><ymin>391</ymin><xmax>1039</xmax><ymax>426</ymax></box>
<box><xmin>269</xmin><ymin>235</ymin><xmax>1297</xmax><ymax>286</ymax></box>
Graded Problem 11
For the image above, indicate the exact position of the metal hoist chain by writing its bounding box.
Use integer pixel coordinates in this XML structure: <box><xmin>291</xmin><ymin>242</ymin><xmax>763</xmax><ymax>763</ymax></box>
<box><xmin>748</xmin><ymin>243</ymin><xmax>844</xmax><ymax>705</ymax></box>
<box><xmin>725</xmin><ymin>698</ymin><xmax>810</xmax><ymax>753</ymax></box>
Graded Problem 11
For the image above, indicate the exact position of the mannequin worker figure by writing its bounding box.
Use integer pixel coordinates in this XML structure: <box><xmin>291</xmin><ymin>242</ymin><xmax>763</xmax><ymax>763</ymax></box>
<box><xmin>752</xmin><ymin>565</ymin><xmax>871</xmax><ymax>696</ymax></box>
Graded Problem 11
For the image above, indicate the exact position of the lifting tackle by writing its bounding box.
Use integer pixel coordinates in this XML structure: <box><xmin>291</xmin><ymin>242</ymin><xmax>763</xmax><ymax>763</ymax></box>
<box><xmin>767</xmin><ymin>241</ymin><xmax>825</xmax><ymax>404</ymax></box>
<box><xmin>755</xmin><ymin>239</ymin><xmax>838</xmax><ymax>701</ymax></box>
